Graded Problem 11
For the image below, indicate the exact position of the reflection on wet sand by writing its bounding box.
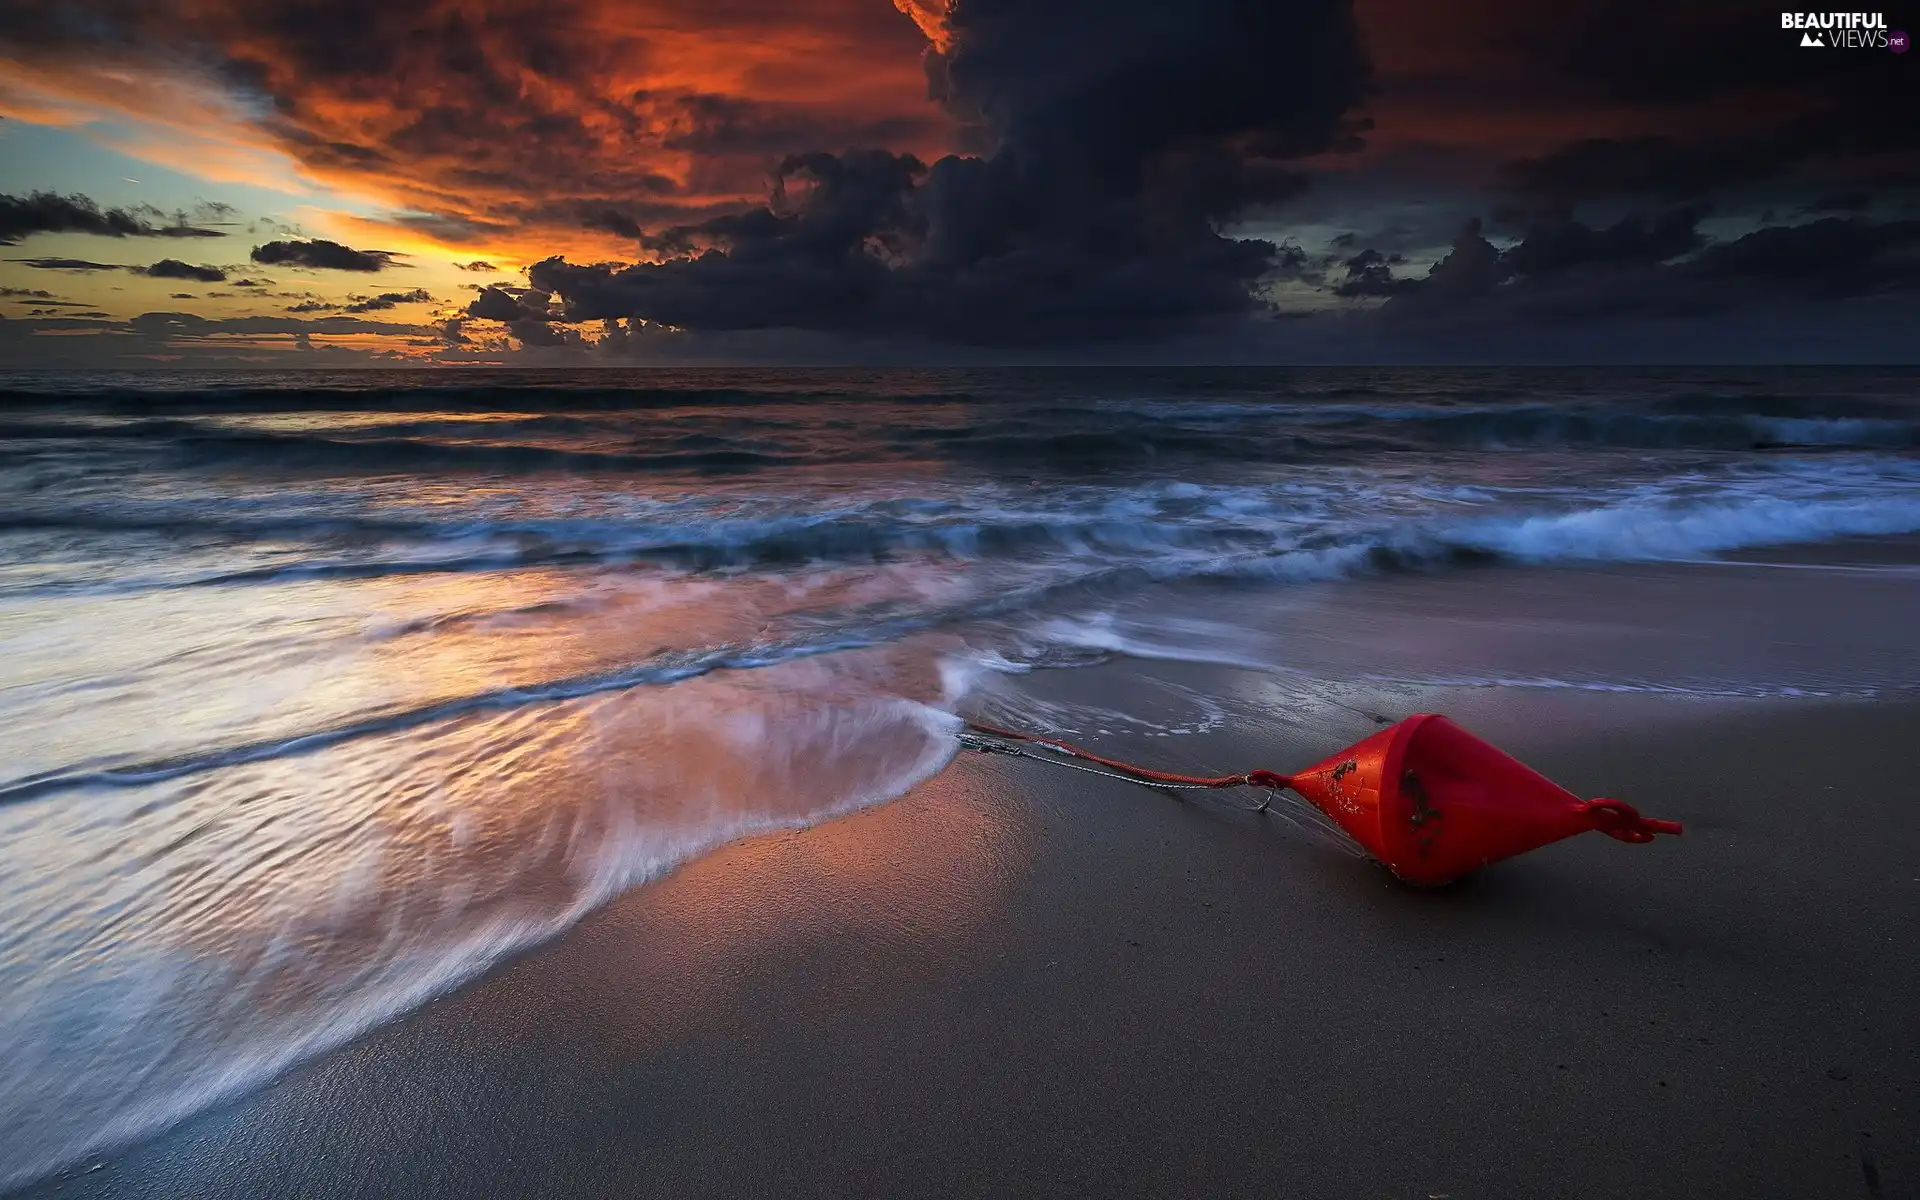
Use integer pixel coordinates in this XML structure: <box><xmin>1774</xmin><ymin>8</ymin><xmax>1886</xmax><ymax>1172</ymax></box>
<box><xmin>536</xmin><ymin>759</ymin><xmax>1037</xmax><ymax>1059</ymax></box>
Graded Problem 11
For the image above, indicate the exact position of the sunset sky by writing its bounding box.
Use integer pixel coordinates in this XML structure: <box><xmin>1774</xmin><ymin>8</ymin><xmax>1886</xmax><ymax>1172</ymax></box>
<box><xmin>0</xmin><ymin>0</ymin><xmax>1914</xmax><ymax>365</ymax></box>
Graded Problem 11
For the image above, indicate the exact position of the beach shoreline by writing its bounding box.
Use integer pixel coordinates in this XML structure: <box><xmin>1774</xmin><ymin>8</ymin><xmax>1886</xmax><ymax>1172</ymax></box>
<box><xmin>15</xmin><ymin>674</ymin><xmax>1917</xmax><ymax>1200</ymax></box>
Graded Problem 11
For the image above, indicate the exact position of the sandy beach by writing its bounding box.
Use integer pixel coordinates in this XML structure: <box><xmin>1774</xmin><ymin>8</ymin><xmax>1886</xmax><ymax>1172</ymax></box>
<box><xmin>17</xmin><ymin>669</ymin><xmax>1916</xmax><ymax>1200</ymax></box>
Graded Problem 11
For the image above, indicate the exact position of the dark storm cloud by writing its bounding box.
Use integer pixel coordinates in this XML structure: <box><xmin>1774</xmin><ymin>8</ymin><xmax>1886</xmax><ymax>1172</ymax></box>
<box><xmin>508</xmin><ymin>317</ymin><xmax>573</xmax><ymax>347</ymax></box>
<box><xmin>1266</xmin><ymin>243</ymin><xmax>1320</xmax><ymax>283</ymax></box>
<box><xmin>1690</xmin><ymin>218</ymin><xmax>1920</xmax><ymax>297</ymax></box>
<box><xmin>231</xmin><ymin>277</ymin><xmax>271</xmax><ymax>287</ymax></box>
<box><xmin>1498</xmin><ymin>137</ymin><xmax>1787</xmax><ymax>208</ymax></box>
<box><xmin>9</xmin><ymin>257</ymin><xmax>229</xmax><ymax>282</ymax></box>
<box><xmin>521</xmin><ymin>0</ymin><xmax>1372</xmax><ymax>345</ymax></box>
<box><xmin>579</xmin><ymin>209</ymin><xmax>644</xmax><ymax>240</ymax></box>
<box><xmin>0</xmin><ymin>192</ymin><xmax>227</xmax><ymax>245</ymax></box>
<box><xmin>454</xmin><ymin>261</ymin><xmax>498</xmax><ymax>273</ymax></box>
<box><xmin>1797</xmin><ymin>193</ymin><xmax>1871</xmax><ymax>215</ymax></box>
<box><xmin>9</xmin><ymin>258</ymin><xmax>125</xmax><ymax>271</ymax></box>
<box><xmin>1332</xmin><ymin>248</ymin><xmax>1410</xmax><ymax>298</ymax></box>
<box><xmin>466</xmin><ymin>286</ymin><xmax>550</xmax><ymax>323</ymax></box>
<box><xmin>343</xmin><ymin>288</ymin><xmax>433</xmax><ymax>312</ymax></box>
<box><xmin>1377</xmin><ymin>213</ymin><xmax>1920</xmax><ymax>327</ymax></box>
<box><xmin>169</xmin><ymin>292</ymin><xmax>196</xmax><ymax>298</ymax></box>
<box><xmin>11</xmin><ymin>315</ymin><xmax>116</xmax><ymax>327</ymax></box>
<box><xmin>124</xmin><ymin>311</ymin><xmax>425</xmax><ymax>337</ymax></box>
<box><xmin>289</xmin><ymin>289</ymin><xmax>436</xmax><ymax>313</ymax></box>
<box><xmin>250</xmin><ymin>239</ymin><xmax>401</xmax><ymax>271</ymax></box>
<box><xmin>0</xmin><ymin>287</ymin><xmax>55</xmax><ymax>298</ymax></box>
<box><xmin>139</xmin><ymin>259</ymin><xmax>228</xmax><ymax>282</ymax></box>
<box><xmin>0</xmin><ymin>306</ymin><xmax>438</xmax><ymax>367</ymax></box>
<box><xmin>1500</xmin><ymin>208</ymin><xmax>1707</xmax><ymax>278</ymax></box>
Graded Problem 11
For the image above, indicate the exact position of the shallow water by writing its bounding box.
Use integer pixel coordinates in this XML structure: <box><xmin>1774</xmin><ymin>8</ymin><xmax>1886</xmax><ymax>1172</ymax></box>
<box><xmin>2</xmin><ymin>365</ymin><xmax>1918</xmax><ymax>1187</ymax></box>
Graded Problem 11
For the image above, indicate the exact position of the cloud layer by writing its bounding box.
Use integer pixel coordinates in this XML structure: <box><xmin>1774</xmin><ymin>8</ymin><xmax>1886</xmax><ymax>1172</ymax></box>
<box><xmin>1344</xmin><ymin>212</ymin><xmax>1920</xmax><ymax>341</ymax></box>
<box><xmin>0</xmin><ymin>0</ymin><xmax>946</xmax><ymax>257</ymax></box>
<box><xmin>0</xmin><ymin>0</ymin><xmax>1916</xmax><ymax>361</ymax></box>
<box><xmin>0</xmin><ymin>193</ymin><xmax>226</xmax><ymax>245</ymax></box>
<box><xmin>250</xmin><ymin>240</ymin><xmax>402</xmax><ymax>272</ymax></box>
<box><xmin>517</xmin><ymin>0</ymin><xmax>1371</xmax><ymax>343</ymax></box>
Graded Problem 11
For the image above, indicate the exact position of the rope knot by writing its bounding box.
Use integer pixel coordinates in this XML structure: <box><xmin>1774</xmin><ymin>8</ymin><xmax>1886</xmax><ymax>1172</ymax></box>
<box><xmin>1579</xmin><ymin>798</ymin><xmax>1684</xmax><ymax>843</ymax></box>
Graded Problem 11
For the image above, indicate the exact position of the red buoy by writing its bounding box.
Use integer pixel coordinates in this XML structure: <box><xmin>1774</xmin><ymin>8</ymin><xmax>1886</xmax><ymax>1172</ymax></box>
<box><xmin>1284</xmin><ymin>714</ymin><xmax>1682</xmax><ymax>886</ymax></box>
<box><xmin>960</xmin><ymin>712</ymin><xmax>1682</xmax><ymax>887</ymax></box>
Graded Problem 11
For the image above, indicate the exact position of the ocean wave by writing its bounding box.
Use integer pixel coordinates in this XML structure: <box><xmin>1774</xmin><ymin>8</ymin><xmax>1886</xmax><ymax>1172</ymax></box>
<box><xmin>0</xmin><ymin>427</ymin><xmax>814</xmax><ymax>478</ymax></box>
<box><xmin>0</xmin><ymin>562</ymin><xmax>1149</xmax><ymax>802</ymax></box>
<box><xmin>0</xmin><ymin>634</ymin><xmax>910</xmax><ymax>805</ymax></box>
<box><xmin>6</xmin><ymin>383</ymin><xmax>1917</xmax><ymax>469</ymax></box>
<box><xmin>1440</xmin><ymin>492</ymin><xmax>1920</xmax><ymax>562</ymax></box>
<box><xmin>0</xmin><ymin>668</ymin><xmax>968</xmax><ymax>1191</ymax></box>
<box><xmin>877</xmin><ymin>405</ymin><xmax>1917</xmax><ymax>459</ymax></box>
<box><xmin>0</xmin><ymin>382</ymin><xmax>900</xmax><ymax>413</ymax></box>
<box><xmin>1087</xmin><ymin>390</ymin><xmax>1920</xmax><ymax>451</ymax></box>
<box><xmin>1135</xmin><ymin>496</ymin><xmax>1920</xmax><ymax>594</ymax></box>
<box><xmin>1023</xmin><ymin>612</ymin><xmax>1913</xmax><ymax>701</ymax></box>
<box><xmin>1411</xmin><ymin>408</ymin><xmax>1915</xmax><ymax>450</ymax></box>
<box><xmin>10</xmin><ymin>486</ymin><xmax>1916</xmax><ymax>800</ymax></box>
<box><xmin>167</xmin><ymin>428</ymin><xmax>808</xmax><ymax>474</ymax></box>
<box><xmin>10</xmin><ymin>472</ymin><xmax>1920</xmax><ymax>603</ymax></box>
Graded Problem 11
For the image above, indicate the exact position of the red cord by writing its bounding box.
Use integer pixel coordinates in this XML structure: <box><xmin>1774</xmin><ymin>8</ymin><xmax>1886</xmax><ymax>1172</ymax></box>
<box><xmin>963</xmin><ymin>720</ymin><xmax>1292</xmax><ymax>791</ymax></box>
<box><xmin>1579</xmin><ymin>798</ymin><xmax>1685</xmax><ymax>842</ymax></box>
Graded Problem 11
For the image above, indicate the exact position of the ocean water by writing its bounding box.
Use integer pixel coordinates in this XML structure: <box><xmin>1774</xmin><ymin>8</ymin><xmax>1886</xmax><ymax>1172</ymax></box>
<box><xmin>2</xmin><ymin>365</ymin><xmax>1918</xmax><ymax>1186</ymax></box>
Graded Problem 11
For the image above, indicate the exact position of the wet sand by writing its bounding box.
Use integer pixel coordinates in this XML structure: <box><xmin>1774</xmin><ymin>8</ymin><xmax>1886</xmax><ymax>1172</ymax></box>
<box><xmin>15</xmin><ymin>675</ymin><xmax>1920</xmax><ymax>1200</ymax></box>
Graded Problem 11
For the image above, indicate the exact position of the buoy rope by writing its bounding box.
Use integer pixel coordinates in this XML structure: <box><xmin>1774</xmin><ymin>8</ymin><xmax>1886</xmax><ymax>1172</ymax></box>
<box><xmin>954</xmin><ymin>724</ymin><xmax>1370</xmax><ymax>843</ymax></box>
<box><xmin>958</xmin><ymin>720</ymin><xmax>1292</xmax><ymax>793</ymax></box>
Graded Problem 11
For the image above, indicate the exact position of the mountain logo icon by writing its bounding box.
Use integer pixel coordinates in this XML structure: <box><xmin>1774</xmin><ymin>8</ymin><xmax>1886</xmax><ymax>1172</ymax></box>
<box><xmin>1799</xmin><ymin>30</ymin><xmax>1824</xmax><ymax>46</ymax></box>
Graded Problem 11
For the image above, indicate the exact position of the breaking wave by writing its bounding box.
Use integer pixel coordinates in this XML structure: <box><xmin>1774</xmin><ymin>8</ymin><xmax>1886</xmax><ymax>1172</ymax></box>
<box><xmin>7</xmin><ymin>466</ymin><xmax>1918</xmax><ymax>602</ymax></box>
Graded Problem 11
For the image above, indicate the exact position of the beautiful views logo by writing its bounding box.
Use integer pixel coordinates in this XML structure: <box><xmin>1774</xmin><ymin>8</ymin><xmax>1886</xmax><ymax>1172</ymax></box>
<box><xmin>1780</xmin><ymin>11</ymin><xmax>1900</xmax><ymax>47</ymax></box>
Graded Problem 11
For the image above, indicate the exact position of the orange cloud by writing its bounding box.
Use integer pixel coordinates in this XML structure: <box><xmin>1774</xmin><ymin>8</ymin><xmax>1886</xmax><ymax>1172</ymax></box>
<box><xmin>3</xmin><ymin>0</ymin><xmax>954</xmax><ymax>253</ymax></box>
<box><xmin>891</xmin><ymin>0</ymin><xmax>950</xmax><ymax>50</ymax></box>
